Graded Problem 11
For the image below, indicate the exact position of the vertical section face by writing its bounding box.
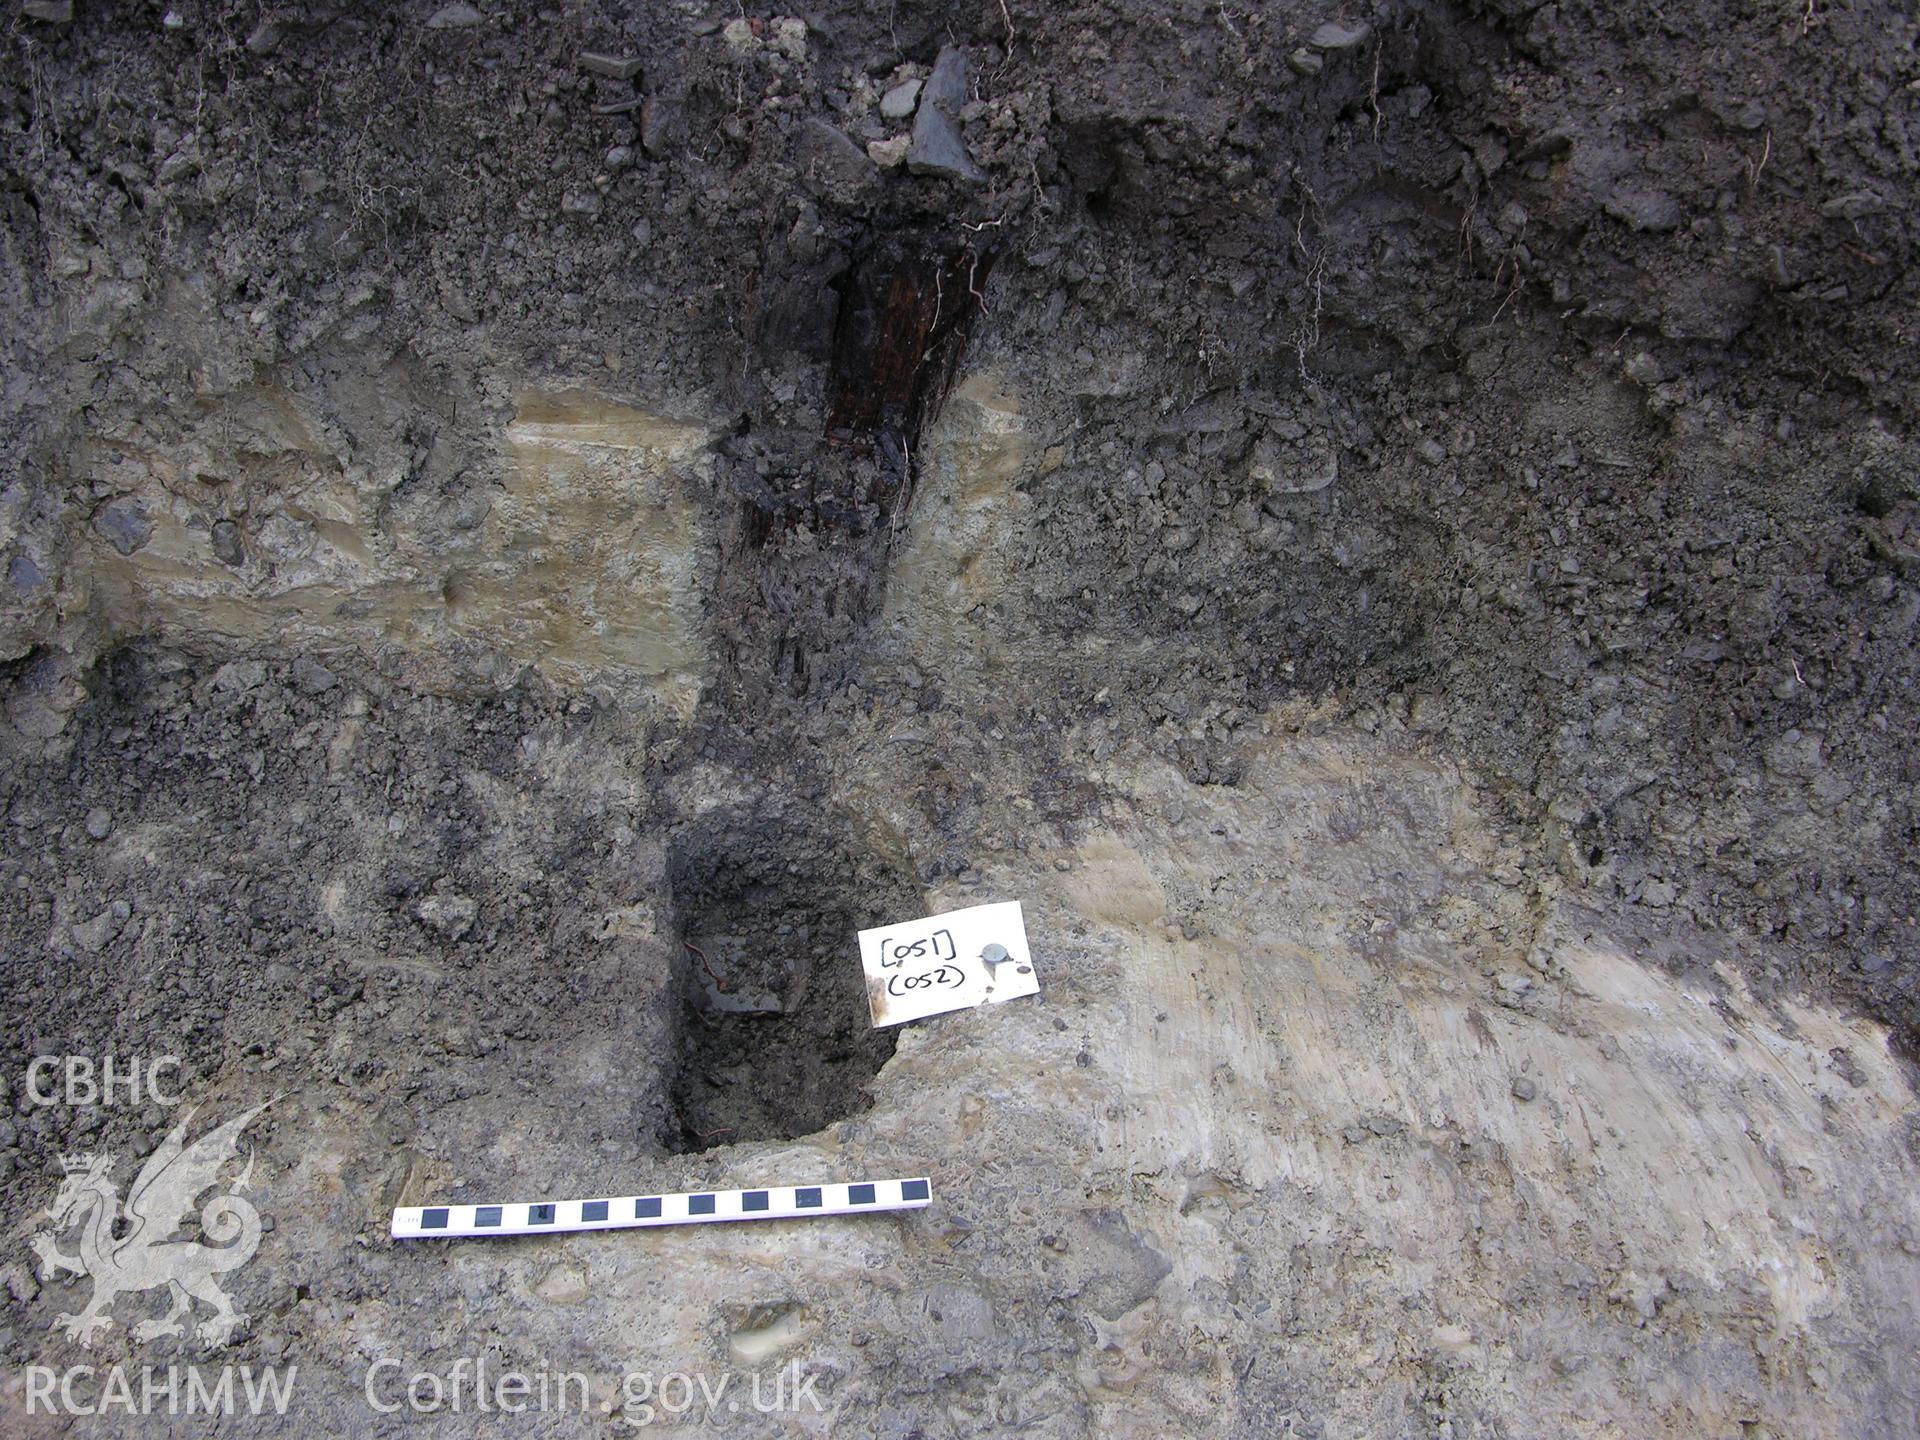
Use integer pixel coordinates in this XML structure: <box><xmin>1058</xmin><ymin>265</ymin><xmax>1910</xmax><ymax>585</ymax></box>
<box><xmin>68</xmin><ymin>375</ymin><xmax>713</xmax><ymax>714</ymax></box>
<box><xmin>495</xmin><ymin>391</ymin><xmax>712</xmax><ymax>714</ymax></box>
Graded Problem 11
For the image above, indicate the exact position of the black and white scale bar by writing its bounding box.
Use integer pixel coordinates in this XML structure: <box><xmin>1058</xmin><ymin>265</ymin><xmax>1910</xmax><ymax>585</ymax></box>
<box><xmin>391</xmin><ymin>1178</ymin><xmax>932</xmax><ymax>1240</ymax></box>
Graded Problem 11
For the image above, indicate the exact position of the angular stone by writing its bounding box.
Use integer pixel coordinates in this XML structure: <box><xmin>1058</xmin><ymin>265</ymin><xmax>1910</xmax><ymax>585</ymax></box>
<box><xmin>211</xmin><ymin>659</ymin><xmax>268</xmax><ymax>693</ymax></box>
<box><xmin>908</xmin><ymin>105</ymin><xmax>983</xmax><ymax>185</ymax></box>
<box><xmin>92</xmin><ymin>500</ymin><xmax>152</xmax><ymax>557</ymax></box>
<box><xmin>922</xmin><ymin>46</ymin><xmax>969</xmax><ymax>111</ymax></box>
<box><xmin>291</xmin><ymin>658</ymin><xmax>339</xmax><ymax>696</ymax></box>
<box><xmin>8</xmin><ymin>554</ymin><xmax>46</xmax><ymax>594</ymax></box>
<box><xmin>210</xmin><ymin>518</ymin><xmax>244</xmax><ymax>567</ymax></box>
<box><xmin>640</xmin><ymin>97</ymin><xmax>678</xmax><ymax>156</ymax></box>
<box><xmin>156</xmin><ymin>150</ymin><xmax>200</xmax><ymax>185</ymax></box>
<box><xmin>769</xmin><ymin>17</ymin><xmax>808</xmax><ymax>61</ymax></box>
<box><xmin>902</xmin><ymin>45</ymin><xmax>983</xmax><ymax>183</ymax></box>
<box><xmin>797</xmin><ymin>119</ymin><xmax>878</xmax><ymax>200</ymax></box>
<box><xmin>1249</xmin><ymin>434</ymin><xmax>1338</xmax><ymax>494</ymax></box>
<box><xmin>1287</xmin><ymin>47</ymin><xmax>1324</xmax><ymax>76</ymax></box>
<box><xmin>23</xmin><ymin>1</ymin><xmax>73</xmax><ymax>22</ymax></box>
<box><xmin>4</xmin><ymin>1263</ymin><xmax>39</xmax><ymax>1304</ymax></box>
<box><xmin>580</xmin><ymin>51</ymin><xmax>642</xmax><ymax>81</ymax></box>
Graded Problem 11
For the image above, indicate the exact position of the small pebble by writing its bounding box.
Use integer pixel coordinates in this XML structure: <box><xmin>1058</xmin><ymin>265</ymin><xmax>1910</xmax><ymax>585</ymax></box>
<box><xmin>1309</xmin><ymin>21</ymin><xmax>1371</xmax><ymax>51</ymax></box>
<box><xmin>880</xmin><ymin>78</ymin><xmax>922</xmax><ymax>120</ymax></box>
<box><xmin>84</xmin><ymin>808</ymin><xmax>113</xmax><ymax>841</ymax></box>
<box><xmin>1511</xmin><ymin>1077</ymin><xmax>1537</xmax><ymax>1102</ymax></box>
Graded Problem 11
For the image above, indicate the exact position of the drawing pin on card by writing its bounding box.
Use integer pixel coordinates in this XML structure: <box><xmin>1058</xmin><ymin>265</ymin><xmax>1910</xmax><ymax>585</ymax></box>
<box><xmin>859</xmin><ymin>900</ymin><xmax>1038</xmax><ymax>1027</ymax></box>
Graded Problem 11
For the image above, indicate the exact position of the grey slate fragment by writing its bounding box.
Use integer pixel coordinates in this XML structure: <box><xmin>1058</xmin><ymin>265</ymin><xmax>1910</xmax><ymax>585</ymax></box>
<box><xmin>210</xmin><ymin>518</ymin><xmax>244</xmax><ymax>567</ymax></box>
<box><xmin>1309</xmin><ymin>21</ymin><xmax>1371</xmax><ymax>51</ymax></box>
<box><xmin>908</xmin><ymin>107</ymin><xmax>985</xmax><ymax>184</ymax></box>
<box><xmin>93</xmin><ymin>501</ymin><xmax>152</xmax><ymax>557</ymax></box>
<box><xmin>798</xmin><ymin>119</ymin><xmax>879</xmax><ymax>200</ymax></box>
<box><xmin>640</xmin><ymin>97</ymin><xmax>678</xmax><ymax>155</ymax></box>
<box><xmin>581</xmin><ymin>52</ymin><xmax>643</xmax><ymax>81</ymax></box>
<box><xmin>7</xmin><ymin>554</ymin><xmax>45</xmax><ymax>594</ymax></box>
<box><xmin>922</xmin><ymin>46</ymin><xmax>969</xmax><ymax>110</ymax></box>
<box><xmin>292</xmin><ymin>658</ymin><xmax>339</xmax><ymax>696</ymax></box>
<box><xmin>907</xmin><ymin>46</ymin><xmax>984</xmax><ymax>184</ymax></box>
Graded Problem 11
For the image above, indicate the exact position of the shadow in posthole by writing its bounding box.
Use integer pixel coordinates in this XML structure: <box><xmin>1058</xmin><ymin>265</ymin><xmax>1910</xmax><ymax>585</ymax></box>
<box><xmin>664</xmin><ymin>807</ymin><xmax>922</xmax><ymax>1153</ymax></box>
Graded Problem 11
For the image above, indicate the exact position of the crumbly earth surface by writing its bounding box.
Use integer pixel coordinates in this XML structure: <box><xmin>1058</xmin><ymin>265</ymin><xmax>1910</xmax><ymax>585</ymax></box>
<box><xmin>1</xmin><ymin>2</ymin><xmax>1917</xmax><ymax>1436</ymax></box>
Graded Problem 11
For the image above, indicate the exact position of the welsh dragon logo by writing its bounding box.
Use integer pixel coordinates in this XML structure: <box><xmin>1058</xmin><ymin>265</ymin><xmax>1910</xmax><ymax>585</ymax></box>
<box><xmin>27</xmin><ymin>1101</ymin><xmax>271</xmax><ymax>1349</ymax></box>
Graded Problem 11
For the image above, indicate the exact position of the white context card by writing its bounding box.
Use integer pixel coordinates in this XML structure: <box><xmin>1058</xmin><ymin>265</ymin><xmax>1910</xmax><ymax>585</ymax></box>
<box><xmin>860</xmin><ymin>900</ymin><xmax>1038</xmax><ymax>1027</ymax></box>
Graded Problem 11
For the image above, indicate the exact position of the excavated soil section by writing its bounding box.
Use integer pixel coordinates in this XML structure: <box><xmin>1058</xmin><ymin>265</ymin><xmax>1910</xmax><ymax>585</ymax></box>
<box><xmin>2</xmin><ymin>2</ymin><xmax>1919</xmax><ymax>1435</ymax></box>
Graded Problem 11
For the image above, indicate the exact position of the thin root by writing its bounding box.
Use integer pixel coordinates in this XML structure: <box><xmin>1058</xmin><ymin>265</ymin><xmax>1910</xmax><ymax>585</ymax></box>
<box><xmin>684</xmin><ymin>939</ymin><xmax>730</xmax><ymax>992</ymax></box>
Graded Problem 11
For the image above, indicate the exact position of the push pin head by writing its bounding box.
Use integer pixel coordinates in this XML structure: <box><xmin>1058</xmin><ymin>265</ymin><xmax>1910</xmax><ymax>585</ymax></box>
<box><xmin>978</xmin><ymin>943</ymin><xmax>1032</xmax><ymax>993</ymax></box>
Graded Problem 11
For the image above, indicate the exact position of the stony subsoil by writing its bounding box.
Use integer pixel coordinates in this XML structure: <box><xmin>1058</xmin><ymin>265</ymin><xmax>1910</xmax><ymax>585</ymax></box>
<box><xmin>1</xmin><ymin>1</ymin><xmax>1917</xmax><ymax>1436</ymax></box>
